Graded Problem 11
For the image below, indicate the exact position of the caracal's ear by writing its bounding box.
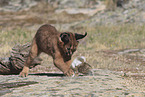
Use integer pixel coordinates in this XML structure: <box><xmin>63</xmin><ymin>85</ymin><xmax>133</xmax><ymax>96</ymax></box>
<box><xmin>75</xmin><ymin>32</ymin><xmax>87</xmax><ymax>40</ymax></box>
<box><xmin>59</xmin><ymin>32</ymin><xmax>70</xmax><ymax>44</ymax></box>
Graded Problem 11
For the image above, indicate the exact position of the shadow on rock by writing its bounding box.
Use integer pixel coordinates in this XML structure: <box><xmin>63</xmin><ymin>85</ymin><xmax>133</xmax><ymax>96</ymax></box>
<box><xmin>29</xmin><ymin>73</ymin><xmax>65</xmax><ymax>77</ymax></box>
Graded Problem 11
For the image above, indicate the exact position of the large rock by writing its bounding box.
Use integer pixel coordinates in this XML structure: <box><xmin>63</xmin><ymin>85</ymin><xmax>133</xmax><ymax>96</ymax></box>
<box><xmin>71</xmin><ymin>0</ymin><xmax>145</xmax><ymax>29</ymax></box>
<box><xmin>57</xmin><ymin>0</ymin><xmax>97</xmax><ymax>8</ymax></box>
<box><xmin>0</xmin><ymin>0</ymin><xmax>98</xmax><ymax>12</ymax></box>
<box><xmin>0</xmin><ymin>0</ymin><xmax>145</xmax><ymax>30</ymax></box>
<box><xmin>0</xmin><ymin>0</ymin><xmax>37</xmax><ymax>12</ymax></box>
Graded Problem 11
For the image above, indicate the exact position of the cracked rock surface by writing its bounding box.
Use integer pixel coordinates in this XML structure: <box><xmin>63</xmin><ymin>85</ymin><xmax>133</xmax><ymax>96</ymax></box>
<box><xmin>0</xmin><ymin>69</ymin><xmax>144</xmax><ymax>97</ymax></box>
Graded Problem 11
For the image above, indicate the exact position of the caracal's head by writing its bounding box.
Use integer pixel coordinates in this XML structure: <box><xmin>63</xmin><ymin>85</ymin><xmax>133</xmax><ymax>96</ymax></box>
<box><xmin>59</xmin><ymin>32</ymin><xmax>87</xmax><ymax>57</ymax></box>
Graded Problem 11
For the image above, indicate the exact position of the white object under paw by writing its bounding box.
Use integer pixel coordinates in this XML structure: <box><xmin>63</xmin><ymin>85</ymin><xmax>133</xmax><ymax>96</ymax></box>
<box><xmin>71</xmin><ymin>56</ymin><xmax>86</xmax><ymax>69</ymax></box>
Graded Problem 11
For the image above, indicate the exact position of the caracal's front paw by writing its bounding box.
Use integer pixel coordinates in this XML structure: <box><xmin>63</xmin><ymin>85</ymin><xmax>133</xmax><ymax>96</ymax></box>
<box><xmin>65</xmin><ymin>68</ymin><xmax>75</xmax><ymax>77</ymax></box>
<box><xmin>19</xmin><ymin>66</ymin><xmax>29</xmax><ymax>77</ymax></box>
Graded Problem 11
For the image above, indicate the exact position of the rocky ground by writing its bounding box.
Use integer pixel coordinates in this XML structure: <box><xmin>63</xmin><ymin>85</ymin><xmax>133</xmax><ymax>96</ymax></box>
<box><xmin>0</xmin><ymin>0</ymin><xmax>144</xmax><ymax>31</ymax></box>
<box><xmin>0</xmin><ymin>69</ymin><xmax>144</xmax><ymax>97</ymax></box>
<box><xmin>73</xmin><ymin>0</ymin><xmax>145</xmax><ymax>29</ymax></box>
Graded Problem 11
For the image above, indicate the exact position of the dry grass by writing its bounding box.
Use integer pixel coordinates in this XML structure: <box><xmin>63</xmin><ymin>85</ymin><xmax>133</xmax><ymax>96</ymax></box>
<box><xmin>0</xmin><ymin>29</ymin><xmax>34</xmax><ymax>57</ymax></box>
<box><xmin>0</xmin><ymin>24</ymin><xmax>145</xmax><ymax>74</ymax></box>
<box><xmin>1</xmin><ymin>24</ymin><xmax>144</xmax><ymax>74</ymax></box>
<box><xmin>74</xmin><ymin>24</ymin><xmax>145</xmax><ymax>74</ymax></box>
<box><xmin>84</xmin><ymin>24</ymin><xmax>145</xmax><ymax>50</ymax></box>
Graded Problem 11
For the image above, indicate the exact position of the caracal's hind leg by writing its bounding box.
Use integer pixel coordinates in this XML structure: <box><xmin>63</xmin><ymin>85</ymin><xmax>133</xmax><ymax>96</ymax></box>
<box><xmin>19</xmin><ymin>38</ymin><xmax>41</xmax><ymax>77</ymax></box>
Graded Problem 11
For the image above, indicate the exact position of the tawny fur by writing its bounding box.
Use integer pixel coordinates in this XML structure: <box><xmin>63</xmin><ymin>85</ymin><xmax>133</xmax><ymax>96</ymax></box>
<box><xmin>19</xmin><ymin>24</ymin><xmax>87</xmax><ymax>77</ymax></box>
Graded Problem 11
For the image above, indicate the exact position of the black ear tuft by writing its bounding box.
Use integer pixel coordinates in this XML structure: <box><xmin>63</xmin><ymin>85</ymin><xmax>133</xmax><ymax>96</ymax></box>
<box><xmin>75</xmin><ymin>32</ymin><xmax>87</xmax><ymax>40</ymax></box>
<box><xmin>60</xmin><ymin>32</ymin><xmax>70</xmax><ymax>44</ymax></box>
